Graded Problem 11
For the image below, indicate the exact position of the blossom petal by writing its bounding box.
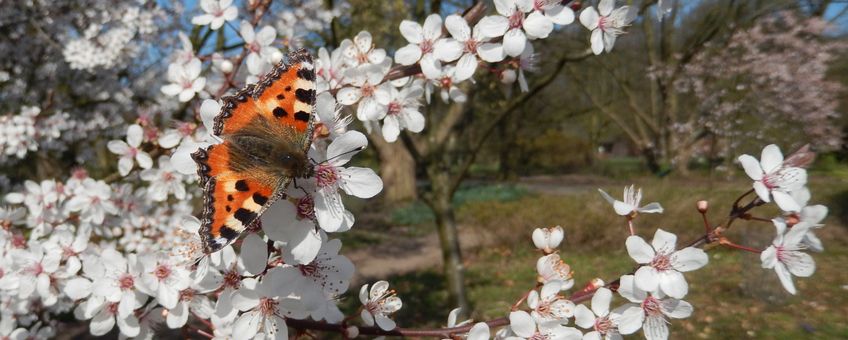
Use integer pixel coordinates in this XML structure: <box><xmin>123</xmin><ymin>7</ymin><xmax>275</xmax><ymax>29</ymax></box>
<box><xmin>399</xmin><ymin>20</ymin><xmax>423</xmax><ymax>44</ymax></box>
<box><xmin>738</xmin><ymin>154</ymin><xmax>764</xmax><ymax>180</ymax></box>
<box><xmin>661</xmin><ymin>299</ymin><xmax>693</xmax><ymax>319</ymax></box>
<box><xmin>616</xmin><ymin>306</ymin><xmax>644</xmax><ymax>335</ymax></box>
<box><xmin>772</xmin><ymin>190</ymin><xmax>801</xmax><ymax>212</ymax></box>
<box><xmin>503</xmin><ymin>28</ymin><xmax>526</xmax><ymax>57</ymax></box>
<box><xmin>445</xmin><ymin>14</ymin><xmax>471</xmax><ymax>41</ymax></box>
<box><xmin>434</xmin><ymin>39</ymin><xmax>464</xmax><ymax>62</ymax></box>
<box><xmin>672</xmin><ymin>247</ymin><xmax>708</xmax><ymax>272</ymax></box>
<box><xmin>598</xmin><ymin>0</ymin><xmax>615</xmax><ymax>17</ymax></box>
<box><xmin>476</xmin><ymin>15</ymin><xmax>509</xmax><ymax>38</ymax></box>
<box><xmin>753</xmin><ymin>181</ymin><xmax>771</xmax><ymax>202</ymax></box>
<box><xmin>90</xmin><ymin>309</ymin><xmax>116</xmax><ymax>336</ymax></box>
<box><xmin>635</xmin><ymin>265</ymin><xmax>660</xmax><ymax>293</ymax></box>
<box><xmin>422</xmin><ymin>14</ymin><xmax>443</xmax><ymax>40</ymax></box>
<box><xmin>375</xmin><ymin>314</ymin><xmax>397</xmax><ymax>331</ymax></box>
<box><xmin>574</xmin><ymin>304</ymin><xmax>595</xmax><ymax>329</ymax></box>
<box><xmin>638</xmin><ymin>202</ymin><xmax>664</xmax><ymax>214</ymax></box>
<box><xmin>546</xmin><ymin>6</ymin><xmax>575</xmax><ymax>25</ymax></box>
<box><xmin>590</xmin><ymin>29</ymin><xmax>604</xmax><ymax>55</ymax></box>
<box><xmin>327</xmin><ymin>130</ymin><xmax>366</xmax><ymax>166</ymax></box>
<box><xmin>651</xmin><ymin>229</ymin><xmax>677</xmax><ymax>253</ymax></box>
<box><xmin>658</xmin><ymin>270</ymin><xmax>688</xmax><ymax>299</ymax></box>
<box><xmin>626</xmin><ymin>236</ymin><xmax>655</xmax><ymax>264</ymax></box>
<box><xmin>760</xmin><ymin>144</ymin><xmax>784</xmax><ymax>174</ymax></box>
<box><xmin>774</xmin><ymin>263</ymin><xmax>797</xmax><ymax>294</ymax></box>
<box><xmin>643</xmin><ymin>315</ymin><xmax>669</xmax><ymax>340</ymax></box>
<box><xmin>241</xmin><ymin>233</ymin><xmax>269</xmax><ymax>275</ymax></box>
<box><xmin>523</xmin><ymin>11</ymin><xmax>553</xmax><ymax>39</ymax></box>
<box><xmin>467</xmin><ymin>322</ymin><xmax>490</xmax><ymax>340</ymax></box>
<box><xmin>453</xmin><ymin>53</ymin><xmax>478</xmax><ymax>82</ymax></box>
<box><xmin>339</xmin><ymin>167</ymin><xmax>383</xmax><ymax>198</ymax></box>
<box><xmin>591</xmin><ymin>287</ymin><xmax>612</xmax><ymax>316</ymax></box>
<box><xmin>579</xmin><ymin>7</ymin><xmax>599</xmax><ymax>30</ymax></box>
<box><xmin>509</xmin><ymin>311</ymin><xmax>535</xmax><ymax>338</ymax></box>
<box><xmin>787</xmin><ymin>252</ymin><xmax>815</xmax><ymax>277</ymax></box>
<box><xmin>477</xmin><ymin>42</ymin><xmax>505</xmax><ymax>62</ymax></box>
<box><xmin>395</xmin><ymin>44</ymin><xmax>423</xmax><ymax>66</ymax></box>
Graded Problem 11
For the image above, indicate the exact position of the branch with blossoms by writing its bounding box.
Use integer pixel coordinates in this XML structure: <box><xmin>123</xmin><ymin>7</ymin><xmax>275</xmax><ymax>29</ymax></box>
<box><xmin>0</xmin><ymin>1</ymin><xmax>833</xmax><ymax>340</ymax></box>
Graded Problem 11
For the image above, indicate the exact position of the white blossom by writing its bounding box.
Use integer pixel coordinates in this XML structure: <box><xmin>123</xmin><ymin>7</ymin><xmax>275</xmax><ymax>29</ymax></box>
<box><xmin>161</xmin><ymin>59</ymin><xmax>206</xmax><ymax>102</ymax></box>
<box><xmin>579</xmin><ymin>0</ymin><xmax>636</xmax><ymax>54</ymax></box>
<box><xmin>598</xmin><ymin>185</ymin><xmax>663</xmax><ymax>217</ymax></box>
<box><xmin>191</xmin><ymin>0</ymin><xmax>238</xmax><ymax>30</ymax></box>
<box><xmin>615</xmin><ymin>275</ymin><xmax>693</xmax><ymax>340</ymax></box>
<box><xmin>359</xmin><ymin>280</ymin><xmax>402</xmax><ymax>331</ymax></box>
<box><xmin>626</xmin><ymin>229</ymin><xmax>708</xmax><ymax>299</ymax></box>
<box><xmin>760</xmin><ymin>219</ymin><xmax>815</xmax><ymax>295</ymax></box>
<box><xmin>107</xmin><ymin>124</ymin><xmax>153</xmax><ymax>176</ymax></box>
<box><xmin>738</xmin><ymin>144</ymin><xmax>808</xmax><ymax>212</ymax></box>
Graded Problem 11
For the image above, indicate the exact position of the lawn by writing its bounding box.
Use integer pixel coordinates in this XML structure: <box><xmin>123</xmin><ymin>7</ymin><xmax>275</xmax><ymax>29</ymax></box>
<box><xmin>342</xmin><ymin>173</ymin><xmax>848</xmax><ymax>338</ymax></box>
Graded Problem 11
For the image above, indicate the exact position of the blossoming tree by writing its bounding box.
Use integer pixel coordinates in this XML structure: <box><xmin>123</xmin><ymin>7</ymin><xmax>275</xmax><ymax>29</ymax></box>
<box><xmin>0</xmin><ymin>0</ymin><xmax>839</xmax><ymax>339</ymax></box>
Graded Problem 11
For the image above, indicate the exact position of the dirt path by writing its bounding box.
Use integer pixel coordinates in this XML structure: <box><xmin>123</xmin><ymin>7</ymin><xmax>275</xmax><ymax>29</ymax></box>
<box><xmin>346</xmin><ymin>175</ymin><xmax>607</xmax><ymax>284</ymax></box>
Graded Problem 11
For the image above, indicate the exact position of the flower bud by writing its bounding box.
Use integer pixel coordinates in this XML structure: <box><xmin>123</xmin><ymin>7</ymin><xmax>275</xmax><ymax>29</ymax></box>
<box><xmin>500</xmin><ymin>69</ymin><xmax>517</xmax><ymax>84</ymax></box>
<box><xmin>345</xmin><ymin>326</ymin><xmax>359</xmax><ymax>338</ymax></box>
<box><xmin>220</xmin><ymin>60</ymin><xmax>234</xmax><ymax>74</ymax></box>
<box><xmin>697</xmin><ymin>200</ymin><xmax>708</xmax><ymax>213</ymax></box>
<box><xmin>532</xmin><ymin>226</ymin><xmax>564</xmax><ymax>253</ymax></box>
<box><xmin>270</xmin><ymin>50</ymin><xmax>284</xmax><ymax>64</ymax></box>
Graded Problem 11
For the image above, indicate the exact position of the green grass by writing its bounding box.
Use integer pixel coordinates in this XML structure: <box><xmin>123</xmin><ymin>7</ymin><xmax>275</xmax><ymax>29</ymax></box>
<box><xmin>342</xmin><ymin>175</ymin><xmax>848</xmax><ymax>338</ymax></box>
<box><xmin>389</xmin><ymin>184</ymin><xmax>529</xmax><ymax>226</ymax></box>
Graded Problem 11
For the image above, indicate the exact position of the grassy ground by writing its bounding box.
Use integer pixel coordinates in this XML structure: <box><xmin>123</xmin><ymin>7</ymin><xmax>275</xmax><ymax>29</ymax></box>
<box><xmin>342</xmin><ymin>173</ymin><xmax>848</xmax><ymax>338</ymax></box>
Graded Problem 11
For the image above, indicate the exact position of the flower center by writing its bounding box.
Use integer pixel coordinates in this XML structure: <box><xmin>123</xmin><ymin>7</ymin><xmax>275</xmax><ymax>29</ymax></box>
<box><xmin>315</xmin><ymin>165</ymin><xmax>339</xmax><ymax>188</ymax></box>
<box><xmin>464</xmin><ymin>39</ymin><xmax>478</xmax><ymax>54</ymax></box>
<box><xmin>650</xmin><ymin>252</ymin><xmax>672</xmax><ymax>271</ymax></box>
<box><xmin>360</xmin><ymin>83</ymin><xmax>375</xmax><ymax>97</ymax></box>
<box><xmin>179</xmin><ymin>288</ymin><xmax>195</xmax><ymax>302</ymax></box>
<box><xmin>594</xmin><ymin>315</ymin><xmax>614</xmax><ymax>334</ymax></box>
<box><xmin>259</xmin><ymin>297</ymin><xmax>279</xmax><ymax>316</ymax></box>
<box><xmin>119</xmin><ymin>274</ymin><xmax>135</xmax><ymax>290</ymax></box>
<box><xmin>387</xmin><ymin>101</ymin><xmax>402</xmax><ymax>116</ymax></box>
<box><xmin>296</xmin><ymin>195</ymin><xmax>316</xmax><ymax>220</ymax></box>
<box><xmin>298</xmin><ymin>263</ymin><xmax>319</xmax><ymax>277</ymax></box>
<box><xmin>439</xmin><ymin>76</ymin><xmax>452</xmax><ymax>88</ymax></box>
<box><xmin>154</xmin><ymin>264</ymin><xmax>172</xmax><ymax>281</ymax></box>
<box><xmin>508</xmin><ymin>9</ymin><xmax>524</xmax><ymax>29</ymax></box>
<box><xmin>222</xmin><ymin>268</ymin><xmax>241</xmax><ymax>289</ymax></box>
<box><xmin>29</xmin><ymin>262</ymin><xmax>44</xmax><ymax>276</ymax></box>
<box><xmin>107</xmin><ymin>302</ymin><xmax>119</xmax><ymax>315</ymax></box>
<box><xmin>641</xmin><ymin>296</ymin><xmax>663</xmax><ymax>317</ymax></box>
<box><xmin>420</xmin><ymin>39</ymin><xmax>434</xmax><ymax>54</ymax></box>
<box><xmin>599</xmin><ymin>16</ymin><xmax>608</xmax><ymax>31</ymax></box>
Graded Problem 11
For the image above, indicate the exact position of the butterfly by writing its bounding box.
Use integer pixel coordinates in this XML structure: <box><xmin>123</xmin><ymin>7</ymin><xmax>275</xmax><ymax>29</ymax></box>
<box><xmin>191</xmin><ymin>49</ymin><xmax>317</xmax><ymax>254</ymax></box>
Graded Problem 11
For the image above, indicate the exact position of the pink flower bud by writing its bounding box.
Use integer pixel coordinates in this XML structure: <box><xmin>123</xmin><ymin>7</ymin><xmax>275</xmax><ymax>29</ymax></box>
<box><xmin>697</xmin><ymin>200</ymin><xmax>709</xmax><ymax>213</ymax></box>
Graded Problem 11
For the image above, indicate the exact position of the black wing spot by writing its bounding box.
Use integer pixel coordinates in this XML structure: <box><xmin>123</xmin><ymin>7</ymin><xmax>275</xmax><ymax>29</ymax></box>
<box><xmin>219</xmin><ymin>226</ymin><xmax>239</xmax><ymax>240</ymax></box>
<box><xmin>225</xmin><ymin>206</ymin><xmax>231</xmax><ymax>212</ymax></box>
<box><xmin>235</xmin><ymin>180</ymin><xmax>249</xmax><ymax>192</ymax></box>
<box><xmin>233</xmin><ymin>208</ymin><xmax>257</xmax><ymax>226</ymax></box>
<box><xmin>297</xmin><ymin>68</ymin><xmax>315</xmax><ymax>81</ymax></box>
<box><xmin>294</xmin><ymin>111</ymin><xmax>310</xmax><ymax>122</ymax></box>
<box><xmin>252</xmin><ymin>193</ymin><xmax>269</xmax><ymax>205</ymax></box>
<box><xmin>285</xmin><ymin>86</ymin><xmax>292</xmax><ymax>92</ymax></box>
<box><xmin>273</xmin><ymin>107</ymin><xmax>288</xmax><ymax>118</ymax></box>
<box><xmin>227</xmin><ymin>195</ymin><xmax>234</xmax><ymax>201</ymax></box>
<box><xmin>276</xmin><ymin>94</ymin><xmax>285</xmax><ymax>100</ymax></box>
<box><xmin>295</xmin><ymin>89</ymin><xmax>315</xmax><ymax>104</ymax></box>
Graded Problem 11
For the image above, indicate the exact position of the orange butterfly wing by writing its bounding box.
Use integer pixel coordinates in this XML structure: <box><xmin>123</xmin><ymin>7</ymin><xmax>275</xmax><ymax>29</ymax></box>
<box><xmin>193</xmin><ymin>50</ymin><xmax>316</xmax><ymax>253</ymax></box>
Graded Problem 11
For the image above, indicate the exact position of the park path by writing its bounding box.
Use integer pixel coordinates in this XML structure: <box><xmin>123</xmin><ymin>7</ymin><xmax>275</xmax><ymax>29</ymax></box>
<box><xmin>347</xmin><ymin>175</ymin><xmax>610</xmax><ymax>284</ymax></box>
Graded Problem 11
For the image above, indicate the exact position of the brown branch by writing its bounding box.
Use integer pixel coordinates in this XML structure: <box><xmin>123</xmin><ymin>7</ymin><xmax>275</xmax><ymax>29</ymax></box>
<box><xmin>286</xmin><ymin>316</ymin><xmax>509</xmax><ymax>338</ymax></box>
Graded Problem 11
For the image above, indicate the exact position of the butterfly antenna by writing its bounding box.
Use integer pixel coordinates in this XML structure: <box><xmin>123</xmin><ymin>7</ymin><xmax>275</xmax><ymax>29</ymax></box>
<box><xmin>318</xmin><ymin>146</ymin><xmax>365</xmax><ymax>165</ymax></box>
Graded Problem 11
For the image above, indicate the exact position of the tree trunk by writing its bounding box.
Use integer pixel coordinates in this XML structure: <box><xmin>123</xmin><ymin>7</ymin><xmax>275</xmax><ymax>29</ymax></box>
<box><xmin>641</xmin><ymin>146</ymin><xmax>662</xmax><ymax>174</ymax></box>
<box><xmin>371</xmin><ymin>136</ymin><xmax>417</xmax><ymax>204</ymax></box>
<box><xmin>424</xmin><ymin>161</ymin><xmax>470</xmax><ymax>317</ymax></box>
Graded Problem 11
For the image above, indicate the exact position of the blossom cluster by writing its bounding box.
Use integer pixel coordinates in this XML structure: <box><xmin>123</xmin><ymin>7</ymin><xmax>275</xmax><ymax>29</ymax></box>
<box><xmin>1</xmin><ymin>1</ymin><xmax>831</xmax><ymax>339</ymax></box>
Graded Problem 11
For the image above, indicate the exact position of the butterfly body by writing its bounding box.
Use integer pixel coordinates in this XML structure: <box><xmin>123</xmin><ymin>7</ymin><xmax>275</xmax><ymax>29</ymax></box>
<box><xmin>192</xmin><ymin>49</ymin><xmax>316</xmax><ymax>254</ymax></box>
